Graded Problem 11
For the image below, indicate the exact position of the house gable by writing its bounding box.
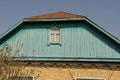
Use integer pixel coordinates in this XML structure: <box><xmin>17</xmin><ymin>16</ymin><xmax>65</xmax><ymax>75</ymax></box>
<box><xmin>0</xmin><ymin>12</ymin><xmax>120</xmax><ymax>62</ymax></box>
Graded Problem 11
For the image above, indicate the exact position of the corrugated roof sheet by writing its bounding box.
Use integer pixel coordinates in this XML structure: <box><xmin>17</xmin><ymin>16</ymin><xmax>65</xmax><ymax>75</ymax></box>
<box><xmin>24</xmin><ymin>12</ymin><xmax>86</xmax><ymax>21</ymax></box>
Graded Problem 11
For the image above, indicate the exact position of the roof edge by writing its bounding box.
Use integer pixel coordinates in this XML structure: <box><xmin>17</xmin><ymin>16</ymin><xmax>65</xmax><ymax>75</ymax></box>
<box><xmin>0</xmin><ymin>17</ymin><xmax>120</xmax><ymax>45</ymax></box>
<box><xmin>23</xmin><ymin>17</ymin><xmax>86</xmax><ymax>22</ymax></box>
<box><xmin>24</xmin><ymin>11</ymin><xmax>86</xmax><ymax>21</ymax></box>
<box><xmin>85</xmin><ymin>18</ymin><xmax>120</xmax><ymax>44</ymax></box>
<box><xmin>0</xmin><ymin>20</ymin><xmax>24</xmax><ymax>40</ymax></box>
<box><xmin>13</xmin><ymin>57</ymin><xmax>120</xmax><ymax>62</ymax></box>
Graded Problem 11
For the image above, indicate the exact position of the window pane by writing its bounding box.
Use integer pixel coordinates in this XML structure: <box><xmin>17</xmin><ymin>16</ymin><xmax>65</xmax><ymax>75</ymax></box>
<box><xmin>50</xmin><ymin>29</ymin><xmax>59</xmax><ymax>34</ymax></box>
<box><xmin>50</xmin><ymin>34</ymin><xmax>55</xmax><ymax>43</ymax></box>
<box><xmin>55</xmin><ymin>34</ymin><xmax>60</xmax><ymax>42</ymax></box>
<box><xmin>49</xmin><ymin>28</ymin><xmax>60</xmax><ymax>43</ymax></box>
<box><xmin>50</xmin><ymin>30</ymin><xmax>55</xmax><ymax>34</ymax></box>
<box><xmin>55</xmin><ymin>30</ymin><xmax>60</xmax><ymax>34</ymax></box>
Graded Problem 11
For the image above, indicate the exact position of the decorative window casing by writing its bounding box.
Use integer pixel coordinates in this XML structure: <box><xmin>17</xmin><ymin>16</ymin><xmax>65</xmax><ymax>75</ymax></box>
<box><xmin>75</xmin><ymin>77</ymin><xmax>105</xmax><ymax>80</ymax></box>
<box><xmin>49</xmin><ymin>27</ymin><xmax>60</xmax><ymax>43</ymax></box>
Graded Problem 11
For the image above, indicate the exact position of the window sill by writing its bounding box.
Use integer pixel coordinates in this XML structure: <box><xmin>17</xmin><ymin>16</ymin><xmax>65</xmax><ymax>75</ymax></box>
<box><xmin>47</xmin><ymin>43</ymin><xmax>62</xmax><ymax>46</ymax></box>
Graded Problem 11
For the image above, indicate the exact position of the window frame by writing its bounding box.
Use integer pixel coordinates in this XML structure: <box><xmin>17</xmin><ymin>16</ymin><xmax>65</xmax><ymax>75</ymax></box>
<box><xmin>75</xmin><ymin>77</ymin><xmax>105</xmax><ymax>80</ymax></box>
<box><xmin>49</xmin><ymin>28</ymin><xmax>60</xmax><ymax>43</ymax></box>
<box><xmin>48</xmin><ymin>26</ymin><xmax>61</xmax><ymax>46</ymax></box>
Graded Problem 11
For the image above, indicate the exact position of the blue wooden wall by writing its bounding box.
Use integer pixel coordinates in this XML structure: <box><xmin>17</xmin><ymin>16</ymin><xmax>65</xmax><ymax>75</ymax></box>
<box><xmin>0</xmin><ymin>21</ymin><xmax>120</xmax><ymax>61</ymax></box>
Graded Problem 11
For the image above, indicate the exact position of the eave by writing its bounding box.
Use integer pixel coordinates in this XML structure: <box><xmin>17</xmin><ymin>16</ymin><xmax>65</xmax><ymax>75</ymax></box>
<box><xmin>0</xmin><ymin>20</ymin><xmax>24</xmax><ymax>40</ymax></box>
<box><xmin>13</xmin><ymin>57</ymin><xmax>120</xmax><ymax>62</ymax></box>
<box><xmin>85</xmin><ymin>18</ymin><xmax>120</xmax><ymax>44</ymax></box>
<box><xmin>0</xmin><ymin>17</ymin><xmax>119</xmax><ymax>45</ymax></box>
<box><xmin>0</xmin><ymin>17</ymin><xmax>119</xmax><ymax>62</ymax></box>
<box><xmin>23</xmin><ymin>17</ymin><xmax>86</xmax><ymax>22</ymax></box>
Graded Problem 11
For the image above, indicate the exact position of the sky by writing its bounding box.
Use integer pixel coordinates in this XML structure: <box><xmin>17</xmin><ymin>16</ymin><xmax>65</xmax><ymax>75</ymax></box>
<box><xmin>0</xmin><ymin>0</ymin><xmax>120</xmax><ymax>39</ymax></box>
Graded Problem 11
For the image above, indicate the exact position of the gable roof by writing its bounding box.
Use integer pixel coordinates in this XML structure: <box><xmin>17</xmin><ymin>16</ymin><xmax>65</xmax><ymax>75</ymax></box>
<box><xmin>0</xmin><ymin>12</ymin><xmax>120</xmax><ymax>62</ymax></box>
<box><xmin>0</xmin><ymin>12</ymin><xmax>120</xmax><ymax>45</ymax></box>
<box><xmin>24</xmin><ymin>12</ymin><xmax>86</xmax><ymax>21</ymax></box>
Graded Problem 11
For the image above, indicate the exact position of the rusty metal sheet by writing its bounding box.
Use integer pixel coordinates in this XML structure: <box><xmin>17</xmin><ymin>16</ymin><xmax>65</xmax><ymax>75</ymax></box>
<box><xmin>24</xmin><ymin>12</ymin><xmax>85</xmax><ymax>21</ymax></box>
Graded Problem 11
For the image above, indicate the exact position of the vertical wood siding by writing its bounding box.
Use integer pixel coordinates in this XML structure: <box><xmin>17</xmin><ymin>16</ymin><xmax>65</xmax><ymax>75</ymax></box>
<box><xmin>0</xmin><ymin>21</ymin><xmax>119</xmax><ymax>60</ymax></box>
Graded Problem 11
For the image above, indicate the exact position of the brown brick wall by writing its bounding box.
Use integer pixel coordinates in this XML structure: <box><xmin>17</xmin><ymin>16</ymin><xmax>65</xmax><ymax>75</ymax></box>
<box><xmin>19</xmin><ymin>62</ymin><xmax>120</xmax><ymax>80</ymax></box>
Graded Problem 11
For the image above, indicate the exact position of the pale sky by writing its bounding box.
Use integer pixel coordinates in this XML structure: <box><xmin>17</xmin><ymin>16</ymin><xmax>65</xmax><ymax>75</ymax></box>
<box><xmin>0</xmin><ymin>0</ymin><xmax>120</xmax><ymax>39</ymax></box>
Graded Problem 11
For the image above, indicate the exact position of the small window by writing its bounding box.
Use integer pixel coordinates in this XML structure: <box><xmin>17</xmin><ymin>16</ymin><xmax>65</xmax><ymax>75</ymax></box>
<box><xmin>8</xmin><ymin>76</ymin><xmax>34</xmax><ymax>80</ymax></box>
<box><xmin>49</xmin><ymin>27</ymin><xmax>60</xmax><ymax>43</ymax></box>
<box><xmin>75</xmin><ymin>78</ymin><xmax>105</xmax><ymax>80</ymax></box>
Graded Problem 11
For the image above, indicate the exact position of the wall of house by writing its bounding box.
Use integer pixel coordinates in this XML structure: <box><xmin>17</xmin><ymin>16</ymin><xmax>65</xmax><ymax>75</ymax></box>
<box><xmin>0</xmin><ymin>21</ymin><xmax>119</xmax><ymax>61</ymax></box>
<box><xmin>19</xmin><ymin>62</ymin><xmax>120</xmax><ymax>80</ymax></box>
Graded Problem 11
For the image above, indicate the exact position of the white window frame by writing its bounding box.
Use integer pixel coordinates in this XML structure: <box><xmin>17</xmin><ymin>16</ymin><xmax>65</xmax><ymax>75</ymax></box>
<box><xmin>75</xmin><ymin>77</ymin><xmax>105</xmax><ymax>80</ymax></box>
<box><xmin>49</xmin><ymin>27</ymin><xmax>60</xmax><ymax>44</ymax></box>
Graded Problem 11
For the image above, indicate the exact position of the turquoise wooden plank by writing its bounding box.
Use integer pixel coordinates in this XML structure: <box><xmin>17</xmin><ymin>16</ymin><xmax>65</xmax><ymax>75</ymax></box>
<box><xmin>0</xmin><ymin>21</ymin><xmax>119</xmax><ymax>62</ymax></box>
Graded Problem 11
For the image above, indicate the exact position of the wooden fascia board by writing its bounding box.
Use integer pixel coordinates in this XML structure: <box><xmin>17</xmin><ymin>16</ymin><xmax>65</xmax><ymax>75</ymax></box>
<box><xmin>0</xmin><ymin>20</ymin><xmax>24</xmax><ymax>40</ymax></box>
<box><xmin>23</xmin><ymin>18</ymin><xmax>85</xmax><ymax>22</ymax></box>
<box><xmin>85</xmin><ymin>18</ymin><xmax>120</xmax><ymax>44</ymax></box>
<box><xmin>12</xmin><ymin>57</ymin><xmax>120</xmax><ymax>62</ymax></box>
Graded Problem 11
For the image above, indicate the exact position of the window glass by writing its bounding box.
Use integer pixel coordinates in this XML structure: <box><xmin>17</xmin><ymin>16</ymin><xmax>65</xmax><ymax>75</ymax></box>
<box><xmin>49</xmin><ymin>28</ymin><xmax>60</xmax><ymax>43</ymax></box>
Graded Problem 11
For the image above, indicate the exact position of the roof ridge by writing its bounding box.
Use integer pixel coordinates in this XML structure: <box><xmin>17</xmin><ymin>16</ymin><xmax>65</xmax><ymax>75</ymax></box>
<box><xmin>24</xmin><ymin>12</ymin><xmax>86</xmax><ymax>21</ymax></box>
<box><xmin>60</xmin><ymin>11</ymin><xmax>85</xmax><ymax>17</ymax></box>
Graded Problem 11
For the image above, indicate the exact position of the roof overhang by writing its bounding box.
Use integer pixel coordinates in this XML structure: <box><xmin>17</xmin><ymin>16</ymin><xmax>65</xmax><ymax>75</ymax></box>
<box><xmin>85</xmin><ymin>18</ymin><xmax>120</xmax><ymax>44</ymax></box>
<box><xmin>1</xmin><ymin>17</ymin><xmax>119</xmax><ymax>45</ymax></box>
<box><xmin>23</xmin><ymin>17</ymin><xmax>86</xmax><ymax>22</ymax></box>
<box><xmin>13</xmin><ymin>57</ymin><xmax>120</xmax><ymax>62</ymax></box>
<box><xmin>0</xmin><ymin>18</ymin><xmax>120</xmax><ymax>63</ymax></box>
